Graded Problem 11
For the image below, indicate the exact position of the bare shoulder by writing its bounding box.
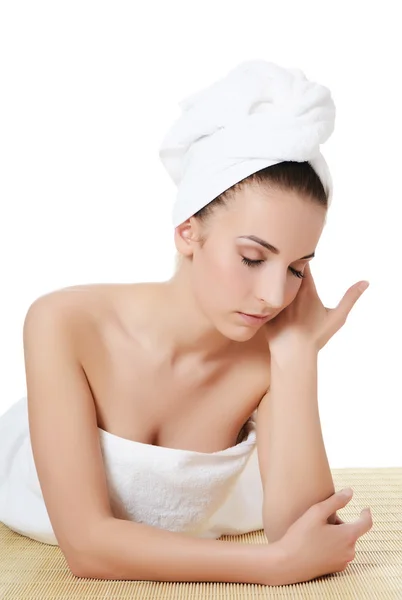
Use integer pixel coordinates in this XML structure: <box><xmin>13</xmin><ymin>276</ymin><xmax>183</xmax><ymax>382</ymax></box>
<box><xmin>25</xmin><ymin>281</ymin><xmax>156</xmax><ymax>349</ymax></box>
<box><xmin>31</xmin><ymin>281</ymin><xmax>132</xmax><ymax>311</ymax></box>
<box><xmin>25</xmin><ymin>280</ymin><xmax>270</xmax><ymax>384</ymax></box>
<box><xmin>27</xmin><ymin>284</ymin><xmax>104</xmax><ymax>325</ymax></box>
<box><xmin>25</xmin><ymin>283</ymin><xmax>137</xmax><ymax>346</ymax></box>
<box><xmin>31</xmin><ymin>283</ymin><xmax>126</xmax><ymax>312</ymax></box>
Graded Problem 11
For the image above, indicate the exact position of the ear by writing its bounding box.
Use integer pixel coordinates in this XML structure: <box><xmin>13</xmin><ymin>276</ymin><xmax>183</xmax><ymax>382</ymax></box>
<box><xmin>174</xmin><ymin>217</ymin><xmax>203</xmax><ymax>258</ymax></box>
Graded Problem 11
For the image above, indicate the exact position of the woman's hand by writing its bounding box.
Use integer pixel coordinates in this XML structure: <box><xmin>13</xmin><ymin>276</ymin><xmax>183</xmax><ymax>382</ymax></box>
<box><xmin>328</xmin><ymin>512</ymin><xmax>346</xmax><ymax>525</ymax></box>
<box><xmin>263</xmin><ymin>263</ymin><xmax>370</xmax><ymax>354</ymax></box>
<box><xmin>333</xmin><ymin>514</ymin><xmax>346</xmax><ymax>525</ymax></box>
<box><xmin>262</xmin><ymin>488</ymin><xmax>373</xmax><ymax>586</ymax></box>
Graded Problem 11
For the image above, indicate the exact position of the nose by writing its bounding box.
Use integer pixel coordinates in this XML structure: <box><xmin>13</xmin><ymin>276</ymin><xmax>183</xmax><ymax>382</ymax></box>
<box><xmin>256</xmin><ymin>277</ymin><xmax>286</xmax><ymax>310</ymax></box>
<box><xmin>258</xmin><ymin>299</ymin><xmax>283</xmax><ymax>313</ymax></box>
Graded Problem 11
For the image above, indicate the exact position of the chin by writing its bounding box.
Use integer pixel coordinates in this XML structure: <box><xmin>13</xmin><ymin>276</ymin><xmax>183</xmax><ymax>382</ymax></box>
<box><xmin>222</xmin><ymin>323</ymin><xmax>259</xmax><ymax>342</ymax></box>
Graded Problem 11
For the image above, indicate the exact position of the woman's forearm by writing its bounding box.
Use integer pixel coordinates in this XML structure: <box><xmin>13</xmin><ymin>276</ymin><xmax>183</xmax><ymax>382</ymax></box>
<box><xmin>75</xmin><ymin>517</ymin><xmax>284</xmax><ymax>585</ymax></box>
<box><xmin>260</xmin><ymin>344</ymin><xmax>336</xmax><ymax>542</ymax></box>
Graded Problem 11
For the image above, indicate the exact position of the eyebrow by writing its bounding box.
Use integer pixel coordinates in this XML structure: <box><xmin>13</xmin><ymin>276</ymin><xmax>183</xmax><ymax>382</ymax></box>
<box><xmin>237</xmin><ymin>235</ymin><xmax>315</xmax><ymax>260</ymax></box>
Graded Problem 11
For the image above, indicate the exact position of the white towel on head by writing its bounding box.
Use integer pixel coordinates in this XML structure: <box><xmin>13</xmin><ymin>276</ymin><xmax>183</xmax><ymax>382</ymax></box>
<box><xmin>158</xmin><ymin>59</ymin><xmax>336</xmax><ymax>228</ymax></box>
<box><xmin>0</xmin><ymin>396</ymin><xmax>263</xmax><ymax>545</ymax></box>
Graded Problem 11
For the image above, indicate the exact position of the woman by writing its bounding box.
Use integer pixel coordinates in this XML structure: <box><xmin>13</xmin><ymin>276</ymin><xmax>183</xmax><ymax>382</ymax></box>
<box><xmin>0</xmin><ymin>60</ymin><xmax>372</xmax><ymax>585</ymax></box>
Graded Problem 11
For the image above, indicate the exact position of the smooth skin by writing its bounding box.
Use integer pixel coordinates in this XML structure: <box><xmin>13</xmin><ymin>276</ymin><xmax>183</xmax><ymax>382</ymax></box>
<box><xmin>255</xmin><ymin>258</ymin><xmax>372</xmax><ymax>584</ymax></box>
<box><xmin>23</xmin><ymin>183</ymin><xmax>372</xmax><ymax>583</ymax></box>
<box><xmin>262</xmin><ymin>488</ymin><xmax>373</xmax><ymax>585</ymax></box>
<box><xmin>263</xmin><ymin>261</ymin><xmax>369</xmax><ymax>355</ymax></box>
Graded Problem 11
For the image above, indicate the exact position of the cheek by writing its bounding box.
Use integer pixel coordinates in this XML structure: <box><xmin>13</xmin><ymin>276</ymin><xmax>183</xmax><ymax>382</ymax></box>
<box><xmin>220</xmin><ymin>260</ymin><xmax>247</xmax><ymax>292</ymax></box>
<box><xmin>286</xmin><ymin>283</ymin><xmax>302</xmax><ymax>304</ymax></box>
<box><xmin>194</xmin><ymin>254</ymin><xmax>228</xmax><ymax>296</ymax></box>
<box><xmin>204</xmin><ymin>256</ymin><xmax>244</xmax><ymax>301</ymax></box>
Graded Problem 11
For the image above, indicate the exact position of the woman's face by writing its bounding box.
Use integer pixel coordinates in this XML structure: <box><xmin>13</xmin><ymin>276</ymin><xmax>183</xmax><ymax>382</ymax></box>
<box><xmin>186</xmin><ymin>184</ymin><xmax>327</xmax><ymax>340</ymax></box>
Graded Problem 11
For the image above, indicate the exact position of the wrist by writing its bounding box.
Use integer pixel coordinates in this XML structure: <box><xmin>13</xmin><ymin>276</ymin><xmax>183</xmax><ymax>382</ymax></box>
<box><xmin>253</xmin><ymin>541</ymin><xmax>288</xmax><ymax>586</ymax></box>
<box><xmin>270</xmin><ymin>340</ymin><xmax>318</xmax><ymax>365</ymax></box>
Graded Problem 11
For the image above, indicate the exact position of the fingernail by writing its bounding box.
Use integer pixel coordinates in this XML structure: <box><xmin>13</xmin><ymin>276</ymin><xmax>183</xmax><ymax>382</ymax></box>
<box><xmin>358</xmin><ymin>281</ymin><xmax>370</xmax><ymax>292</ymax></box>
<box><xmin>342</xmin><ymin>487</ymin><xmax>353</xmax><ymax>496</ymax></box>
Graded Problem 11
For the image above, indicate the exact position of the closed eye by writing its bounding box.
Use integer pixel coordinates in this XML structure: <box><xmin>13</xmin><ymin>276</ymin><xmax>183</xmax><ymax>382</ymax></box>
<box><xmin>241</xmin><ymin>257</ymin><xmax>306</xmax><ymax>279</ymax></box>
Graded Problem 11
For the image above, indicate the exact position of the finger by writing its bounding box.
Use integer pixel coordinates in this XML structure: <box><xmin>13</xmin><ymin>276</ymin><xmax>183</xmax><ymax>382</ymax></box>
<box><xmin>333</xmin><ymin>282</ymin><xmax>370</xmax><ymax>325</ymax></box>
<box><xmin>301</xmin><ymin>265</ymin><xmax>320</xmax><ymax>300</ymax></box>
<box><xmin>346</xmin><ymin>508</ymin><xmax>373</xmax><ymax>538</ymax></box>
<box><xmin>302</xmin><ymin>263</ymin><xmax>316</xmax><ymax>290</ymax></box>
<box><xmin>319</xmin><ymin>488</ymin><xmax>354</xmax><ymax>520</ymax></box>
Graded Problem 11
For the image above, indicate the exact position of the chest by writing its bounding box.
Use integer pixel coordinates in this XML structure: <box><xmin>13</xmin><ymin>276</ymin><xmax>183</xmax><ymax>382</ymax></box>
<box><xmin>80</xmin><ymin>322</ymin><xmax>270</xmax><ymax>453</ymax></box>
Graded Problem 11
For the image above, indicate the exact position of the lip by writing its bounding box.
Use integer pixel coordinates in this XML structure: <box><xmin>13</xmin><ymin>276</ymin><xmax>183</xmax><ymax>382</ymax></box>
<box><xmin>238</xmin><ymin>312</ymin><xmax>272</xmax><ymax>325</ymax></box>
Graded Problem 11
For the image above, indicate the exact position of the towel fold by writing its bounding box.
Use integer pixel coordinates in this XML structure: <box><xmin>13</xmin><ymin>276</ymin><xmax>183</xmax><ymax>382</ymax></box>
<box><xmin>159</xmin><ymin>59</ymin><xmax>336</xmax><ymax>228</ymax></box>
<box><xmin>0</xmin><ymin>397</ymin><xmax>263</xmax><ymax>545</ymax></box>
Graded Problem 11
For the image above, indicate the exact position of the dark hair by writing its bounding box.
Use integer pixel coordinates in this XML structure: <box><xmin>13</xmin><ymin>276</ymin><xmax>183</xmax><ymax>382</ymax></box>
<box><xmin>175</xmin><ymin>160</ymin><xmax>328</xmax><ymax>265</ymax></box>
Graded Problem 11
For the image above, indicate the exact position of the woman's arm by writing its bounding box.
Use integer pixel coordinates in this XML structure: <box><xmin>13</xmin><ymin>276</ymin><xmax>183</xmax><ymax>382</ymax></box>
<box><xmin>256</xmin><ymin>343</ymin><xmax>337</xmax><ymax>543</ymax></box>
<box><xmin>24</xmin><ymin>293</ymin><xmax>285</xmax><ymax>585</ymax></box>
<box><xmin>84</xmin><ymin>517</ymin><xmax>283</xmax><ymax>583</ymax></box>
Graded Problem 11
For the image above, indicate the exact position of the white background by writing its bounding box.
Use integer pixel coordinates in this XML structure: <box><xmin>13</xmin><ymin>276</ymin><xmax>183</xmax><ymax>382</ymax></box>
<box><xmin>0</xmin><ymin>1</ymin><xmax>400</xmax><ymax>467</ymax></box>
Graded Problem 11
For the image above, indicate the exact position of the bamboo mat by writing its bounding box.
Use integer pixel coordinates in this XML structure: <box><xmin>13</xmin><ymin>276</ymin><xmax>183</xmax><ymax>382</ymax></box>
<box><xmin>0</xmin><ymin>467</ymin><xmax>401</xmax><ymax>599</ymax></box>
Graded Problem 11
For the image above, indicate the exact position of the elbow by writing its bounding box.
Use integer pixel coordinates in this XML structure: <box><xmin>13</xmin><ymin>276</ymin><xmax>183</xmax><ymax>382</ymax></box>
<box><xmin>69</xmin><ymin>561</ymin><xmax>90</xmax><ymax>579</ymax></box>
<box><xmin>70</xmin><ymin>565</ymin><xmax>104</xmax><ymax>580</ymax></box>
<box><xmin>263</xmin><ymin>513</ymin><xmax>290</xmax><ymax>545</ymax></box>
<box><xmin>68</xmin><ymin>553</ymin><xmax>108</xmax><ymax>580</ymax></box>
<box><xmin>63</xmin><ymin>533</ymin><xmax>109</xmax><ymax>580</ymax></box>
<box><xmin>263</xmin><ymin>500</ymin><xmax>305</xmax><ymax>544</ymax></box>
